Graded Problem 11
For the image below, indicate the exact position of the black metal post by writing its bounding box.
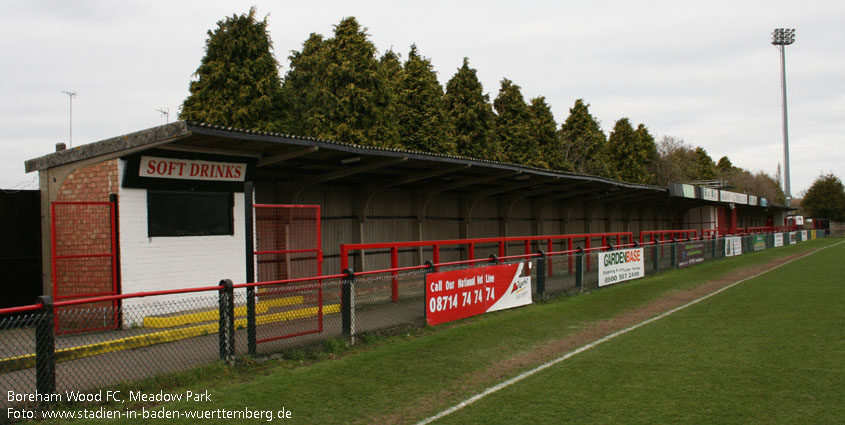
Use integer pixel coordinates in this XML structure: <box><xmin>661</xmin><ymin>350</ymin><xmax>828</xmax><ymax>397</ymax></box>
<box><xmin>536</xmin><ymin>250</ymin><xmax>546</xmax><ymax>298</ymax></box>
<box><xmin>711</xmin><ymin>237</ymin><xmax>717</xmax><ymax>259</ymax></box>
<box><xmin>652</xmin><ymin>243</ymin><xmax>659</xmax><ymax>273</ymax></box>
<box><xmin>670</xmin><ymin>238</ymin><xmax>677</xmax><ymax>269</ymax></box>
<box><xmin>218</xmin><ymin>279</ymin><xmax>235</xmax><ymax>361</ymax></box>
<box><xmin>244</xmin><ymin>182</ymin><xmax>256</xmax><ymax>355</ymax></box>
<box><xmin>225</xmin><ymin>280</ymin><xmax>235</xmax><ymax>358</ymax></box>
<box><xmin>341</xmin><ymin>269</ymin><xmax>355</xmax><ymax>341</ymax></box>
<box><xmin>424</xmin><ymin>260</ymin><xmax>435</xmax><ymax>272</ymax></box>
<box><xmin>109</xmin><ymin>193</ymin><xmax>122</xmax><ymax>330</ymax></box>
<box><xmin>575</xmin><ymin>247</ymin><xmax>584</xmax><ymax>290</ymax></box>
<box><xmin>35</xmin><ymin>296</ymin><xmax>56</xmax><ymax>397</ymax></box>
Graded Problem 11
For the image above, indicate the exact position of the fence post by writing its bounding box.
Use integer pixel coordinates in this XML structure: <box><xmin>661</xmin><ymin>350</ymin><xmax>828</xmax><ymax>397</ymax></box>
<box><xmin>536</xmin><ymin>250</ymin><xmax>546</xmax><ymax>299</ymax></box>
<box><xmin>652</xmin><ymin>243</ymin><xmax>659</xmax><ymax>273</ymax></box>
<box><xmin>711</xmin><ymin>237</ymin><xmax>717</xmax><ymax>259</ymax></box>
<box><xmin>35</xmin><ymin>295</ymin><xmax>56</xmax><ymax>397</ymax></box>
<box><xmin>244</xmin><ymin>182</ymin><xmax>257</xmax><ymax>356</ymax></box>
<box><xmin>246</xmin><ymin>287</ymin><xmax>256</xmax><ymax>355</ymax></box>
<box><xmin>670</xmin><ymin>239</ymin><xmax>677</xmax><ymax>269</ymax></box>
<box><xmin>341</xmin><ymin>269</ymin><xmax>355</xmax><ymax>343</ymax></box>
<box><xmin>218</xmin><ymin>279</ymin><xmax>235</xmax><ymax>362</ymax></box>
<box><xmin>575</xmin><ymin>247</ymin><xmax>584</xmax><ymax>290</ymax></box>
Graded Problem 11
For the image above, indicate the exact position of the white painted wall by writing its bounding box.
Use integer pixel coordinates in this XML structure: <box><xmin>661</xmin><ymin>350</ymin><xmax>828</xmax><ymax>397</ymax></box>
<box><xmin>117</xmin><ymin>160</ymin><xmax>245</xmax><ymax>318</ymax></box>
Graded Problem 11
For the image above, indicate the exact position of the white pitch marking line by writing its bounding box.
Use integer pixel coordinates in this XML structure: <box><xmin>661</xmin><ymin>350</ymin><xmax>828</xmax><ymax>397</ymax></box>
<box><xmin>415</xmin><ymin>241</ymin><xmax>841</xmax><ymax>425</ymax></box>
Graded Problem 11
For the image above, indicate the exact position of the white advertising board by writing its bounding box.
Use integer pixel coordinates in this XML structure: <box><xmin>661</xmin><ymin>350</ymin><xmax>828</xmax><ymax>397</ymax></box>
<box><xmin>801</xmin><ymin>230</ymin><xmax>808</xmax><ymax>242</ymax></box>
<box><xmin>701</xmin><ymin>188</ymin><xmax>719</xmax><ymax>202</ymax></box>
<box><xmin>598</xmin><ymin>248</ymin><xmax>644</xmax><ymax>287</ymax></box>
<box><xmin>719</xmin><ymin>190</ymin><xmax>748</xmax><ymax>205</ymax></box>
<box><xmin>725</xmin><ymin>236</ymin><xmax>743</xmax><ymax>257</ymax></box>
<box><xmin>774</xmin><ymin>233</ymin><xmax>784</xmax><ymax>247</ymax></box>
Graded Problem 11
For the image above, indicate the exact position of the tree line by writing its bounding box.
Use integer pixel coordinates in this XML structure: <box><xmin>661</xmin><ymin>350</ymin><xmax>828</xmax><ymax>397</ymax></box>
<box><xmin>179</xmin><ymin>9</ymin><xmax>785</xmax><ymax>203</ymax></box>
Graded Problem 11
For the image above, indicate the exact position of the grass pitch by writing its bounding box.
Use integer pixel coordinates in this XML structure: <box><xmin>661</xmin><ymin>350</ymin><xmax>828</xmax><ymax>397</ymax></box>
<box><xmin>435</xmin><ymin>239</ymin><xmax>845</xmax><ymax>424</ymax></box>
<box><xmin>28</xmin><ymin>238</ymin><xmax>841</xmax><ymax>424</ymax></box>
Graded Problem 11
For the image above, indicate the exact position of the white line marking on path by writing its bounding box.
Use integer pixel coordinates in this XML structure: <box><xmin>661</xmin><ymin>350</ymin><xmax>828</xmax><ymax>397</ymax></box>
<box><xmin>415</xmin><ymin>241</ymin><xmax>842</xmax><ymax>425</ymax></box>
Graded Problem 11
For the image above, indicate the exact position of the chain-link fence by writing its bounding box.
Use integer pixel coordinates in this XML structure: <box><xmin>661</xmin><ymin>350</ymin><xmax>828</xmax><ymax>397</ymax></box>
<box><xmin>0</xmin><ymin>230</ymin><xmax>826</xmax><ymax>417</ymax></box>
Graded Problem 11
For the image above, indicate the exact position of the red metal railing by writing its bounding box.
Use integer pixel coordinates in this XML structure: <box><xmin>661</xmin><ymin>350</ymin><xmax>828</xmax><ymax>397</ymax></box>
<box><xmin>639</xmin><ymin>230</ymin><xmax>698</xmax><ymax>244</ymax></box>
<box><xmin>0</xmin><ymin>228</ymin><xmax>811</xmax><ymax>320</ymax></box>
<box><xmin>339</xmin><ymin>232</ymin><xmax>634</xmax><ymax>302</ymax></box>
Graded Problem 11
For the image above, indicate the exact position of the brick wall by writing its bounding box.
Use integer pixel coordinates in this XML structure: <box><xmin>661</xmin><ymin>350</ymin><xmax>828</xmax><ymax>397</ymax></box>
<box><xmin>58</xmin><ymin>159</ymin><xmax>119</xmax><ymax>201</ymax></box>
<box><xmin>53</xmin><ymin>160</ymin><xmax>120</xmax><ymax>331</ymax></box>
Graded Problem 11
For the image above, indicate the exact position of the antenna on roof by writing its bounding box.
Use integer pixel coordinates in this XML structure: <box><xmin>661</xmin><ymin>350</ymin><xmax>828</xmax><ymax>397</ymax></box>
<box><xmin>156</xmin><ymin>107</ymin><xmax>170</xmax><ymax>123</ymax></box>
<box><xmin>61</xmin><ymin>90</ymin><xmax>78</xmax><ymax>148</ymax></box>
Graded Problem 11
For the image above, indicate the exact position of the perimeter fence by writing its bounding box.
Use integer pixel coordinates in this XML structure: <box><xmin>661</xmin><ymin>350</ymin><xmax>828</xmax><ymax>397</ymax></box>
<box><xmin>0</xmin><ymin>229</ymin><xmax>825</xmax><ymax>417</ymax></box>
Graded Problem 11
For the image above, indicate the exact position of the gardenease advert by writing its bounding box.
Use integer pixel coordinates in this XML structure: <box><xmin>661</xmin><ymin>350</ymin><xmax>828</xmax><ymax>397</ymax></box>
<box><xmin>598</xmin><ymin>248</ymin><xmax>644</xmax><ymax>287</ymax></box>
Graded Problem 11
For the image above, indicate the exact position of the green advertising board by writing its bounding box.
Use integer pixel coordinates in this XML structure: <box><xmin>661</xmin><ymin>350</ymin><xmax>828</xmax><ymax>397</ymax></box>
<box><xmin>753</xmin><ymin>235</ymin><xmax>766</xmax><ymax>251</ymax></box>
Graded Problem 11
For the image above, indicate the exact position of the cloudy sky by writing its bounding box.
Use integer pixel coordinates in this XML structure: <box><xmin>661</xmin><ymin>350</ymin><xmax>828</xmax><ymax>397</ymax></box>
<box><xmin>2</xmin><ymin>0</ymin><xmax>843</xmax><ymax>197</ymax></box>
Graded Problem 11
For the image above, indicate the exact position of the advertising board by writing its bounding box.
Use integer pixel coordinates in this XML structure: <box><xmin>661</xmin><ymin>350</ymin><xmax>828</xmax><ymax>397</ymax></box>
<box><xmin>598</xmin><ymin>248</ymin><xmax>644</xmax><ymax>287</ymax></box>
<box><xmin>725</xmin><ymin>236</ymin><xmax>743</xmax><ymax>257</ymax></box>
<box><xmin>719</xmin><ymin>190</ymin><xmax>748</xmax><ymax>205</ymax></box>
<box><xmin>788</xmin><ymin>232</ymin><xmax>796</xmax><ymax>244</ymax></box>
<box><xmin>701</xmin><ymin>188</ymin><xmax>719</xmax><ymax>202</ymax></box>
<box><xmin>801</xmin><ymin>230</ymin><xmax>808</xmax><ymax>241</ymax></box>
<box><xmin>753</xmin><ymin>235</ymin><xmax>766</xmax><ymax>251</ymax></box>
<box><xmin>677</xmin><ymin>241</ymin><xmax>705</xmax><ymax>269</ymax></box>
<box><xmin>425</xmin><ymin>263</ymin><xmax>532</xmax><ymax>326</ymax></box>
<box><xmin>774</xmin><ymin>233</ymin><xmax>784</xmax><ymax>247</ymax></box>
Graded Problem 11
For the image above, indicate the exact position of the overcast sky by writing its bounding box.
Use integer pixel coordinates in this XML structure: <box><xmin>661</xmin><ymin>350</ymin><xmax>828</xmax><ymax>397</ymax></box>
<box><xmin>2</xmin><ymin>0</ymin><xmax>843</xmax><ymax>197</ymax></box>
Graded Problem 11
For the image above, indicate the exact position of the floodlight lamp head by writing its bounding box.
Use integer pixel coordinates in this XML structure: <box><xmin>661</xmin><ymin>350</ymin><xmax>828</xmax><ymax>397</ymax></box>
<box><xmin>771</xmin><ymin>27</ymin><xmax>795</xmax><ymax>45</ymax></box>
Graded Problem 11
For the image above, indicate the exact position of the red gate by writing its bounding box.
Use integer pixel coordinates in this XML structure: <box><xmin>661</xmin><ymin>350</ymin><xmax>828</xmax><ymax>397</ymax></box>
<box><xmin>51</xmin><ymin>201</ymin><xmax>119</xmax><ymax>333</ymax></box>
<box><xmin>252</xmin><ymin>204</ymin><xmax>323</xmax><ymax>343</ymax></box>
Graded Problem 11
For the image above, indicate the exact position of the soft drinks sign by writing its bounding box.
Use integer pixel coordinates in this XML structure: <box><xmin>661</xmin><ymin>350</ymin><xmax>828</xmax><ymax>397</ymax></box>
<box><xmin>139</xmin><ymin>156</ymin><xmax>247</xmax><ymax>182</ymax></box>
<box><xmin>425</xmin><ymin>263</ymin><xmax>532</xmax><ymax>326</ymax></box>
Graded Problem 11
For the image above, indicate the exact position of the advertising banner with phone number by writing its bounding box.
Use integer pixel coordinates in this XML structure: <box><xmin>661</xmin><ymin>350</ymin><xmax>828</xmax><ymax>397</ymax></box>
<box><xmin>598</xmin><ymin>248</ymin><xmax>644</xmax><ymax>287</ymax></box>
<box><xmin>425</xmin><ymin>263</ymin><xmax>532</xmax><ymax>326</ymax></box>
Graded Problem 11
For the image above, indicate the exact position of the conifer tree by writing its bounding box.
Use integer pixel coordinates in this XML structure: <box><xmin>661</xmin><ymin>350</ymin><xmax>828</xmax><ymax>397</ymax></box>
<box><xmin>396</xmin><ymin>45</ymin><xmax>454</xmax><ymax>154</ymax></box>
<box><xmin>379</xmin><ymin>49</ymin><xmax>404</xmax><ymax>89</ymax></box>
<box><xmin>607</xmin><ymin>118</ymin><xmax>656</xmax><ymax>184</ymax></box>
<box><xmin>717</xmin><ymin>156</ymin><xmax>733</xmax><ymax>172</ymax></box>
<box><xmin>559</xmin><ymin>99</ymin><xmax>608</xmax><ymax>176</ymax></box>
<box><xmin>693</xmin><ymin>147</ymin><xmax>717</xmax><ymax>180</ymax></box>
<box><xmin>528</xmin><ymin>96</ymin><xmax>561</xmax><ymax>170</ymax></box>
<box><xmin>281</xmin><ymin>33</ymin><xmax>326</xmax><ymax>135</ymax></box>
<box><xmin>284</xmin><ymin>17</ymin><xmax>396</xmax><ymax>147</ymax></box>
<box><xmin>493</xmin><ymin>79</ymin><xmax>538</xmax><ymax>166</ymax></box>
<box><xmin>378</xmin><ymin>49</ymin><xmax>404</xmax><ymax>147</ymax></box>
<box><xmin>634</xmin><ymin>123</ymin><xmax>658</xmax><ymax>184</ymax></box>
<box><xmin>180</xmin><ymin>7</ymin><xmax>284</xmax><ymax>131</ymax></box>
<box><xmin>444</xmin><ymin>58</ymin><xmax>499</xmax><ymax>160</ymax></box>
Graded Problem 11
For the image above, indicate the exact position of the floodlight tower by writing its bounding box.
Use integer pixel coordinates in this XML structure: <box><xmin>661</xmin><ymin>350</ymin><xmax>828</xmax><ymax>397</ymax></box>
<box><xmin>771</xmin><ymin>28</ymin><xmax>795</xmax><ymax>206</ymax></box>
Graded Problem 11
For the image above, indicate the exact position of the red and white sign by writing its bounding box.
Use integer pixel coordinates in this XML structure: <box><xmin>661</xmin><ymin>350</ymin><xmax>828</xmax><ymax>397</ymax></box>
<box><xmin>425</xmin><ymin>263</ymin><xmax>532</xmax><ymax>326</ymax></box>
<box><xmin>139</xmin><ymin>156</ymin><xmax>247</xmax><ymax>182</ymax></box>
